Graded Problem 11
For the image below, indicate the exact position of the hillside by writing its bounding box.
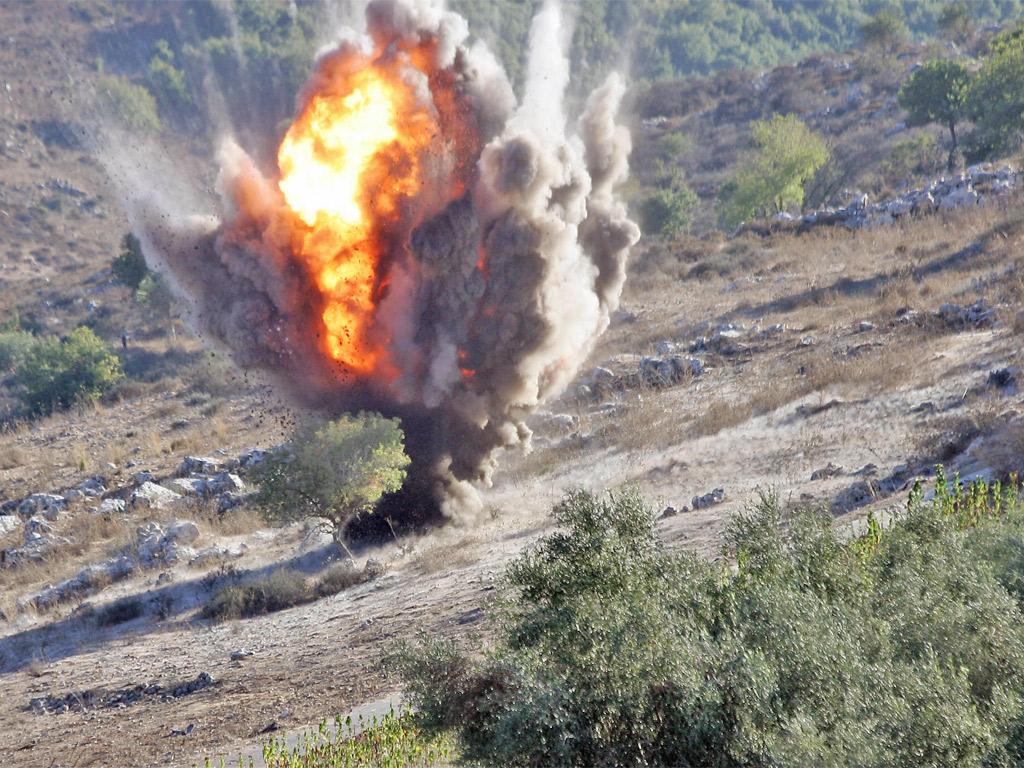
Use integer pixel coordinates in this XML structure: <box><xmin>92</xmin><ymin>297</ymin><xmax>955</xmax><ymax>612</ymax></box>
<box><xmin>0</xmin><ymin>2</ymin><xmax>1023</xmax><ymax>766</ymax></box>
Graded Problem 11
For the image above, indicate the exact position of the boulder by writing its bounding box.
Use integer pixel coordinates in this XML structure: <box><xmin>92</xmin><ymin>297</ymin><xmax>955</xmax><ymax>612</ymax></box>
<box><xmin>810</xmin><ymin>462</ymin><xmax>845</xmax><ymax>481</ymax></box>
<box><xmin>132</xmin><ymin>470</ymin><xmax>155</xmax><ymax>486</ymax></box>
<box><xmin>237</xmin><ymin>448</ymin><xmax>269</xmax><ymax>469</ymax></box>
<box><xmin>165</xmin><ymin>520</ymin><xmax>200</xmax><ymax>545</ymax></box>
<box><xmin>0</xmin><ymin>515</ymin><xmax>22</xmax><ymax>536</ymax></box>
<box><xmin>205</xmin><ymin>472</ymin><xmax>244</xmax><ymax>495</ymax></box>
<box><xmin>176</xmin><ymin>456</ymin><xmax>224</xmax><ymax>477</ymax></box>
<box><xmin>216</xmin><ymin>492</ymin><xmax>244</xmax><ymax>514</ymax></box>
<box><xmin>131</xmin><ymin>482</ymin><xmax>183</xmax><ymax>511</ymax></box>
<box><xmin>95</xmin><ymin>498</ymin><xmax>126</xmax><ymax>515</ymax></box>
<box><xmin>18</xmin><ymin>493</ymin><xmax>67</xmax><ymax>520</ymax></box>
<box><xmin>939</xmin><ymin>186</ymin><xmax>979</xmax><ymax>209</ymax></box>
<box><xmin>692</xmin><ymin>488</ymin><xmax>726</xmax><ymax>510</ymax></box>
<box><xmin>167</xmin><ymin>477</ymin><xmax>207</xmax><ymax>496</ymax></box>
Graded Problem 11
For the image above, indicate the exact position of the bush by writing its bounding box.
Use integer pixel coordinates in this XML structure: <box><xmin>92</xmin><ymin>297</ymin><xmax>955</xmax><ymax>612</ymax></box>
<box><xmin>252</xmin><ymin>413</ymin><xmax>410</xmax><ymax>544</ymax></box>
<box><xmin>111</xmin><ymin>233</ymin><xmax>148</xmax><ymax>290</ymax></box>
<box><xmin>0</xmin><ymin>330</ymin><xmax>37</xmax><ymax>373</ymax></box>
<box><xmin>860</xmin><ymin>10</ymin><xmax>909</xmax><ymax>51</ymax></box>
<box><xmin>718</xmin><ymin>114</ymin><xmax>828</xmax><ymax>229</ymax></box>
<box><xmin>15</xmin><ymin>327</ymin><xmax>124</xmax><ymax>416</ymax></box>
<box><xmin>203</xmin><ymin>569</ymin><xmax>311</xmax><ymax>621</ymax></box>
<box><xmin>638</xmin><ymin>185</ymin><xmax>698</xmax><ymax>238</ymax></box>
<box><xmin>399</xmin><ymin>479</ymin><xmax>1024</xmax><ymax>767</ymax></box>
<box><xmin>97</xmin><ymin>76</ymin><xmax>161</xmax><ymax>132</ymax></box>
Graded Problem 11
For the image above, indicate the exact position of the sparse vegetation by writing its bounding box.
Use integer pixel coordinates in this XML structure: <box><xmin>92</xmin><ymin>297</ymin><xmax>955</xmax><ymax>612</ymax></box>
<box><xmin>202</xmin><ymin>706</ymin><xmax>452</xmax><ymax>768</ymax></box>
<box><xmin>400</xmin><ymin>480</ymin><xmax>1024</xmax><ymax>767</ymax></box>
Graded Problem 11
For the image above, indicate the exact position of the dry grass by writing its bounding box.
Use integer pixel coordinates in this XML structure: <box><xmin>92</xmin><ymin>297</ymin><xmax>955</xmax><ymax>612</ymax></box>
<box><xmin>414</xmin><ymin>531</ymin><xmax>484</xmax><ymax>575</ymax></box>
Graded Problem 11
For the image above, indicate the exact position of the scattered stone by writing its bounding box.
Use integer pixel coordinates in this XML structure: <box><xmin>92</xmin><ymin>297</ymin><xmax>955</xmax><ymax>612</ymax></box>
<box><xmin>206</xmin><ymin>472</ymin><xmax>245</xmax><ymax>495</ymax></box>
<box><xmin>363</xmin><ymin>558</ymin><xmax>387</xmax><ymax>580</ymax></box>
<box><xmin>216</xmin><ymin>492</ymin><xmax>244</xmax><ymax>514</ymax></box>
<box><xmin>30</xmin><ymin>672</ymin><xmax>216</xmax><ymax>715</ymax></box>
<box><xmin>659</xmin><ymin>505</ymin><xmax>678</xmax><ymax>519</ymax></box>
<box><xmin>639</xmin><ymin>355</ymin><xmax>704</xmax><ymax>387</ymax></box>
<box><xmin>692</xmin><ymin>488</ymin><xmax>726</xmax><ymax>510</ymax></box>
<box><xmin>856</xmin><ymin>320</ymin><xmax>875</xmax><ymax>332</ymax></box>
<box><xmin>27</xmin><ymin>555</ymin><xmax>134</xmax><ymax>610</ymax></box>
<box><xmin>167</xmin><ymin>477</ymin><xmax>207</xmax><ymax>496</ymax></box>
<box><xmin>810</xmin><ymin>462</ymin><xmax>844</xmax><ymax>481</ymax></box>
<box><xmin>17</xmin><ymin>493</ymin><xmax>67</xmax><ymax>520</ymax></box>
<box><xmin>132</xmin><ymin>470</ymin><xmax>155</xmax><ymax>486</ymax></box>
<box><xmin>854</xmin><ymin>463</ymin><xmax>879</xmax><ymax>477</ymax></box>
<box><xmin>937</xmin><ymin>299</ymin><xmax>996</xmax><ymax>328</ymax></box>
<box><xmin>230</xmin><ymin>649</ymin><xmax>253</xmax><ymax>661</ymax></box>
<box><xmin>799</xmin><ymin>335</ymin><xmax>815</xmax><ymax>346</ymax></box>
<box><xmin>170</xmin><ymin>724</ymin><xmax>195</xmax><ymax>737</ymax></box>
<box><xmin>237</xmin><ymin>448</ymin><xmax>269</xmax><ymax>469</ymax></box>
<box><xmin>987</xmin><ymin>367</ymin><xmax>1018</xmax><ymax>391</ymax></box>
<box><xmin>136</xmin><ymin>520</ymin><xmax>201</xmax><ymax>566</ymax></box>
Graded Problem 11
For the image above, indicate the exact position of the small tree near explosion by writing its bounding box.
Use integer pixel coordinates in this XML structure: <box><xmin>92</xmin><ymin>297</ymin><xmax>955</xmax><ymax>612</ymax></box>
<box><xmin>253</xmin><ymin>413</ymin><xmax>410</xmax><ymax>550</ymax></box>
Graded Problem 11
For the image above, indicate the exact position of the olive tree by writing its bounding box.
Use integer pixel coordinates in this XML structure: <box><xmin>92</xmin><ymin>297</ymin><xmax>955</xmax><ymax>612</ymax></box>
<box><xmin>253</xmin><ymin>413</ymin><xmax>410</xmax><ymax>551</ymax></box>
<box><xmin>899</xmin><ymin>59</ymin><xmax>971</xmax><ymax>170</ymax></box>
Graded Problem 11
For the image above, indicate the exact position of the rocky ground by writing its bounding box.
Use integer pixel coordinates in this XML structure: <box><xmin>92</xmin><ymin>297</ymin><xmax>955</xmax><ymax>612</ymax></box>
<box><xmin>0</xmin><ymin>195</ymin><xmax>1021</xmax><ymax>767</ymax></box>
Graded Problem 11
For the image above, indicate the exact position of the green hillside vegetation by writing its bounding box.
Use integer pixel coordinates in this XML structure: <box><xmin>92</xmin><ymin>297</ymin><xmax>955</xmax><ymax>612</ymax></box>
<box><xmin>401</xmin><ymin>476</ymin><xmax>1024</xmax><ymax>767</ymax></box>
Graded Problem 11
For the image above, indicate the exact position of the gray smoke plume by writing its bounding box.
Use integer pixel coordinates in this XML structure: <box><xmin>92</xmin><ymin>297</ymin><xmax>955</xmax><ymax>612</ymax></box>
<box><xmin>128</xmin><ymin>0</ymin><xmax>639</xmax><ymax>521</ymax></box>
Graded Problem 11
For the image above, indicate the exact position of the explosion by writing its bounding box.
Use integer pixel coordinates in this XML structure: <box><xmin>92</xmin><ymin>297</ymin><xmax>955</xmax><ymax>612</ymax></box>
<box><xmin>128</xmin><ymin>0</ymin><xmax>639</xmax><ymax>520</ymax></box>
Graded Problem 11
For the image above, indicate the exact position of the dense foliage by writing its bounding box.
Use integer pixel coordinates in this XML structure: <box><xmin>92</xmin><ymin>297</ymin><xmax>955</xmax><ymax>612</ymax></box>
<box><xmin>451</xmin><ymin>0</ymin><xmax>1024</xmax><ymax>86</ymax></box>
<box><xmin>964</xmin><ymin>25</ymin><xmax>1024</xmax><ymax>161</ymax></box>
<box><xmin>111</xmin><ymin>233</ymin><xmax>148</xmax><ymax>291</ymax></box>
<box><xmin>400</xmin><ymin>477</ymin><xmax>1024</xmax><ymax>767</ymax></box>
<box><xmin>719</xmin><ymin>115</ymin><xmax>829</xmax><ymax>229</ymax></box>
<box><xmin>253</xmin><ymin>413</ymin><xmax>410</xmax><ymax>542</ymax></box>
<box><xmin>14</xmin><ymin>327</ymin><xmax>124</xmax><ymax>416</ymax></box>
<box><xmin>899</xmin><ymin>59</ymin><xmax>972</xmax><ymax>168</ymax></box>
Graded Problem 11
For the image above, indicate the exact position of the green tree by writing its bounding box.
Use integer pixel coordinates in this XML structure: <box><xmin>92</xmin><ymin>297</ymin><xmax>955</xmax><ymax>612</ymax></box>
<box><xmin>0</xmin><ymin>330</ymin><xmax>36</xmax><ymax>373</ymax></box>
<box><xmin>965</xmin><ymin>26</ymin><xmax>1024</xmax><ymax>161</ymax></box>
<box><xmin>899</xmin><ymin>59</ymin><xmax>972</xmax><ymax>170</ymax></box>
<box><xmin>937</xmin><ymin>1</ymin><xmax>973</xmax><ymax>43</ymax></box>
<box><xmin>718</xmin><ymin>114</ymin><xmax>828</xmax><ymax>229</ymax></box>
<box><xmin>112</xmin><ymin>233</ymin><xmax>149</xmax><ymax>290</ymax></box>
<box><xmin>860</xmin><ymin>9</ymin><xmax>910</xmax><ymax>51</ymax></box>
<box><xmin>135</xmin><ymin>273</ymin><xmax>175</xmax><ymax>334</ymax></box>
<box><xmin>253</xmin><ymin>414</ymin><xmax>410</xmax><ymax>550</ymax></box>
<box><xmin>15</xmin><ymin>327</ymin><xmax>124</xmax><ymax>416</ymax></box>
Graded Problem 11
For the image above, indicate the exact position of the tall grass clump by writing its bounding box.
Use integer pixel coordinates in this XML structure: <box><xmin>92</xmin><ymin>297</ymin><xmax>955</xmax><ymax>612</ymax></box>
<box><xmin>198</xmin><ymin>706</ymin><xmax>452</xmax><ymax>768</ymax></box>
<box><xmin>399</xmin><ymin>477</ymin><xmax>1024</xmax><ymax>767</ymax></box>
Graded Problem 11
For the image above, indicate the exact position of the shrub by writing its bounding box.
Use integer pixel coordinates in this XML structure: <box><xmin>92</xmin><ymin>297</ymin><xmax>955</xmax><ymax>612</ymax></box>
<box><xmin>15</xmin><ymin>327</ymin><xmax>124</xmax><ymax>416</ymax></box>
<box><xmin>0</xmin><ymin>330</ymin><xmax>37</xmax><ymax>373</ymax></box>
<box><xmin>203</xmin><ymin>569</ymin><xmax>311</xmax><ymax>621</ymax></box>
<box><xmin>638</xmin><ymin>185</ymin><xmax>698</xmax><ymax>238</ymax></box>
<box><xmin>204</xmin><ymin>706</ymin><xmax>452</xmax><ymax>768</ymax></box>
<box><xmin>252</xmin><ymin>413</ymin><xmax>410</xmax><ymax>546</ymax></box>
<box><xmin>111</xmin><ymin>233</ymin><xmax>148</xmax><ymax>290</ymax></box>
<box><xmin>399</xmin><ymin>479</ymin><xmax>1024</xmax><ymax>767</ymax></box>
<box><xmin>880</xmin><ymin>133</ymin><xmax>946</xmax><ymax>187</ymax></box>
<box><xmin>97</xmin><ymin>76</ymin><xmax>161</xmax><ymax>132</ymax></box>
<box><xmin>316</xmin><ymin>561</ymin><xmax>372</xmax><ymax>597</ymax></box>
<box><xmin>718</xmin><ymin>114</ymin><xmax>828</xmax><ymax>229</ymax></box>
<box><xmin>146</xmin><ymin>40</ymin><xmax>192</xmax><ymax>116</ymax></box>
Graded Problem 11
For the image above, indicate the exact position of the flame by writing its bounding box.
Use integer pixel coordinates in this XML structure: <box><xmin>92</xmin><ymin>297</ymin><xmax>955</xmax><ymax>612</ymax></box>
<box><xmin>276</xmin><ymin>58</ymin><xmax>438</xmax><ymax>375</ymax></box>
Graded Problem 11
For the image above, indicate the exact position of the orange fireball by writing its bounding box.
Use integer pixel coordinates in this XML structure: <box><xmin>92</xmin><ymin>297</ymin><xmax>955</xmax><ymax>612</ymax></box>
<box><xmin>276</xmin><ymin>57</ymin><xmax>437</xmax><ymax>375</ymax></box>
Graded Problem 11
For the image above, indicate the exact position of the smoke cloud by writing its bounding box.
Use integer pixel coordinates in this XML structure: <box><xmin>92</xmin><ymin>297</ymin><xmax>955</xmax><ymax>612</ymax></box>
<box><xmin>127</xmin><ymin>0</ymin><xmax>639</xmax><ymax>521</ymax></box>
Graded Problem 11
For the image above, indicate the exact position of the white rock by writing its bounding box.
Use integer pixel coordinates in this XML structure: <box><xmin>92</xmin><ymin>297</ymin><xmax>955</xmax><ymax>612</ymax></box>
<box><xmin>131</xmin><ymin>482</ymin><xmax>183</xmax><ymax>511</ymax></box>
<box><xmin>0</xmin><ymin>515</ymin><xmax>22</xmax><ymax>536</ymax></box>
<box><xmin>165</xmin><ymin>520</ymin><xmax>200</xmax><ymax>545</ymax></box>
<box><xmin>96</xmin><ymin>498</ymin><xmax>126</xmax><ymax>515</ymax></box>
<box><xmin>167</xmin><ymin>477</ymin><xmax>207</xmax><ymax>496</ymax></box>
<box><xmin>206</xmin><ymin>472</ymin><xmax>244</xmax><ymax>495</ymax></box>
